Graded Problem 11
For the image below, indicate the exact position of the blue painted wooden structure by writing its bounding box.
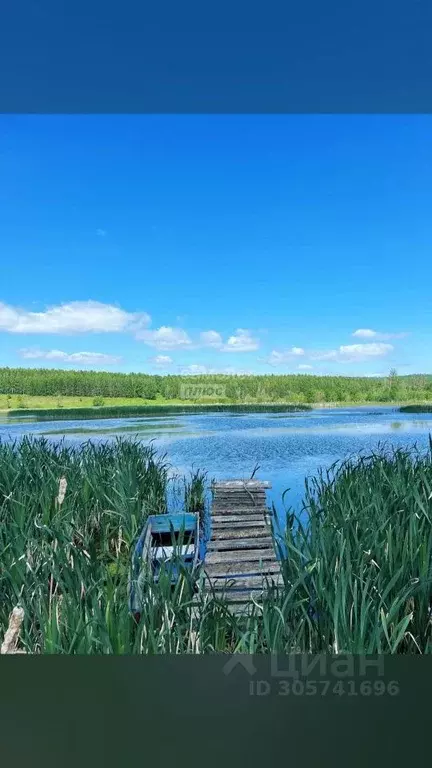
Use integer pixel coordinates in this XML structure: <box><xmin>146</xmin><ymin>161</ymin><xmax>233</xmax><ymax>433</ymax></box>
<box><xmin>130</xmin><ymin>512</ymin><xmax>200</xmax><ymax>613</ymax></box>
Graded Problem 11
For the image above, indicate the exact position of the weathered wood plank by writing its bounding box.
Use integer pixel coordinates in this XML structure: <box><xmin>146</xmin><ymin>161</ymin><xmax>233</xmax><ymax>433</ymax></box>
<box><xmin>204</xmin><ymin>560</ymin><xmax>282</xmax><ymax>576</ymax></box>
<box><xmin>212</xmin><ymin>480</ymin><xmax>271</xmax><ymax>489</ymax></box>
<box><xmin>211</xmin><ymin>514</ymin><xmax>265</xmax><ymax>524</ymax></box>
<box><xmin>212</xmin><ymin>493</ymin><xmax>269</xmax><ymax>498</ymax></box>
<box><xmin>214</xmin><ymin>504</ymin><xmax>266</xmax><ymax>509</ymax></box>
<box><xmin>206</xmin><ymin>589</ymin><xmax>280</xmax><ymax>603</ymax></box>
<box><xmin>212</xmin><ymin>511</ymin><xmax>269</xmax><ymax>520</ymax></box>
<box><xmin>211</xmin><ymin>520</ymin><xmax>267</xmax><ymax>530</ymax></box>
<box><xmin>206</xmin><ymin>536</ymin><xmax>274</xmax><ymax>551</ymax></box>
<box><xmin>213</xmin><ymin>487</ymin><xmax>267</xmax><ymax>493</ymax></box>
<box><xmin>211</xmin><ymin>527</ymin><xmax>270</xmax><ymax>540</ymax></box>
<box><xmin>212</xmin><ymin>500</ymin><xmax>268</xmax><ymax>512</ymax></box>
<box><xmin>213</xmin><ymin>490</ymin><xmax>267</xmax><ymax>496</ymax></box>
<box><xmin>212</xmin><ymin>511</ymin><xmax>269</xmax><ymax>517</ymax></box>
<box><xmin>212</xmin><ymin>501</ymin><xmax>268</xmax><ymax>513</ymax></box>
<box><xmin>206</xmin><ymin>547</ymin><xmax>277</xmax><ymax>564</ymax></box>
<box><xmin>212</xmin><ymin>500</ymin><xmax>267</xmax><ymax>512</ymax></box>
<box><xmin>213</xmin><ymin>486</ymin><xmax>267</xmax><ymax>492</ymax></box>
<box><xmin>202</xmin><ymin>573</ymin><xmax>284</xmax><ymax>590</ymax></box>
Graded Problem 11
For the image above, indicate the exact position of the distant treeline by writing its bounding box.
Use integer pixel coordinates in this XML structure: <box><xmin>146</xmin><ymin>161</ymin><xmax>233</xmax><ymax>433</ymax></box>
<box><xmin>1</xmin><ymin>367</ymin><xmax>432</xmax><ymax>403</ymax></box>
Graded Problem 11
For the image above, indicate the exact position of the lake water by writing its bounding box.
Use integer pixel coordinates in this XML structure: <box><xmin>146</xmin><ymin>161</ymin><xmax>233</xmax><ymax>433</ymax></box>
<box><xmin>1</xmin><ymin>405</ymin><xmax>432</xmax><ymax>527</ymax></box>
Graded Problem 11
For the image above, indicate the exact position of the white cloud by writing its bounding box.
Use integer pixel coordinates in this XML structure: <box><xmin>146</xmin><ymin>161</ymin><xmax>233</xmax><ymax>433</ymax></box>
<box><xmin>19</xmin><ymin>348</ymin><xmax>122</xmax><ymax>365</ymax></box>
<box><xmin>96</xmin><ymin>229</ymin><xmax>107</xmax><ymax>237</ymax></box>
<box><xmin>265</xmin><ymin>347</ymin><xmax>306</xmax><ymax>366</ymax></box>
<box><xmin>148</xmin><ymin>354</ymin><xmax>173</xmax><ymax>367</ymax></box>
<box><xmin>136</xmin><ymin>326</ymin><xmax>193</xmax><ymax>350</ymax></box>
<box><xmin>222</xmin><ymin>329</ymin><xmax>259</xmax><ymax>352</ymax></box>
<box><xmin>1</xmin><ymin>303</ymin><xmax>261</xmax><ymax>360</ymax></box>
<box><xmin>298</xmin><ymin>364</ymin><xmax>313</xmax><ymax>370</ymax></box>
<box><xmin>137</xmin><ymin>327</ymin><xmax>259</xmax><ymax>353</ymax></box>
<box><xmin>0</xmin><ymin>300</ymin><xmax>150</xmax><ymax>335</ymax></box>
<box><xmin>352</xmin><ymin>328</ymin><xmax>408</xmax><ymax>340</ymax></box>
<box><xmin>352</xmin><ymin>328</ymin><xmax>377</xmax><ymax>338</ymax></box>
<box><xmin>199</xmin><ymin>328</ymin><xmax>259</xmax><ymax>352</ymax></box>
<box><xmin>265</xmin><ymin>341</ymin><xmax>394</xmax><ymax>367</ymax></box>
<box><xmin>199</xmin><ymin>330</ymin><xmax>223</xmax><ymax>348</ymax></box>
<box><xmin>311</xmin><ymin>343</ymin><xmax>394</xmax><ymax>362</ymax></box>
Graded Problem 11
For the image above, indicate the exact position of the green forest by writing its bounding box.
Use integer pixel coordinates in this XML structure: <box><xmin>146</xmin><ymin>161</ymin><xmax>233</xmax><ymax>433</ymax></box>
<box><xmin>0</xmin><ymin>367</ymin><xmax>431</xmax><ymax>404</ymax></box>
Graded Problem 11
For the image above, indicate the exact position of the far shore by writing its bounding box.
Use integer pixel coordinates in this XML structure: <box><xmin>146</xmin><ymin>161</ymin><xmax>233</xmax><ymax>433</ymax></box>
<box><xmin>0</xmin><ymin>397</ymin><xmax>431</xmax><ymax>421</ymax></box>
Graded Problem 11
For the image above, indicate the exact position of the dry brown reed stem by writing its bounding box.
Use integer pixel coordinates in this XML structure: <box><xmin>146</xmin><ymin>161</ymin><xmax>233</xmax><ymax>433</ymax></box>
<box><xmin>1</xmin><ymin>606</ymin><xmax>26</xmax><ymax>654</ymax></box>
<box><xmin>56</xmin><ymin>476</ymin><xmax>67</xmax><ymax>506</ymax></box>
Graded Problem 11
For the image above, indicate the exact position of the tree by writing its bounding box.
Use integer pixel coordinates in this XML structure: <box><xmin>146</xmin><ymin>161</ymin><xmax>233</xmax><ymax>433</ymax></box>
<box><xmin>388</xmin><ymin>368</ymin><xmax>399</xmax><ymax>401</ymax></box>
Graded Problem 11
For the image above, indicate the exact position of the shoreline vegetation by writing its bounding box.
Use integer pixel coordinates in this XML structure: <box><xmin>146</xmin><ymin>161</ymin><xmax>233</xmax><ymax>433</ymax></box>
<box><xmin>399</xmin><ymin>405</ymin><xmax>432</xmax><ymax>413</ymax></box>
<box><xmin>3</xmin><ymin>402</ymin><xmax>312</xmax><ymax>421</ymax></box>
<box><xmin>1</xmin><ymin>400</ymin><xmax>431</xmax><ymax>422</ymax></box>
<box><xmin>0</xmin><ymin>367</ymin><xmax>431</xmax><ymax>412</ymax></box>
<box><xmin>0</xmin><ymin>367</ymin><xmax>430</xmax><ymax>421</ymax></box>
<box><xmin>0</xmin><ymin>396</ymin><xmax>431</xmax><ymax>422</ymax></box>
<box><xmin>0</xmin><ymin>437</ymin><xmax>430</xmax><ymax>654</ymax></box>
<box><xmin>0</xmin><ymin>368</ymin><xmax>431</xmax><ymax>421</ymax></box>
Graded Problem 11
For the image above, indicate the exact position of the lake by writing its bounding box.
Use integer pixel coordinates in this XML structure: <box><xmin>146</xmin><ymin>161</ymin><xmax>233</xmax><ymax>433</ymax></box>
<box><xmin>1</xmin><ymin>405</ymin><xmax>431</xmax><ymax>526</ymax></box>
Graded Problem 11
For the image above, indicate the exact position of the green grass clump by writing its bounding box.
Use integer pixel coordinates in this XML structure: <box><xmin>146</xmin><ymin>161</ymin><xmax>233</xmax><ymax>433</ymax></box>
<box><xmin>0</xmin><ymin>436</ymin><xmax>170</xmax><ymax>652</ymax></box>
<box><xmin>399</xmin><ymin>405</ymin><xmax>432</xmax><ymax>413</ymax></box>
<box><xmin>282</xmin><ymin>443</ymin><xmax>432</xmax><ymax>653</ymax></box>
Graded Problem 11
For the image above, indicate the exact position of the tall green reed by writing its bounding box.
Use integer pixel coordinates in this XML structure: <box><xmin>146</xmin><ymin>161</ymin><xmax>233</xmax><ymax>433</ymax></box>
<box><xmin>0</xmin><ymin>437</ymin><xmax>430</xmax><ymax>653</ymax></box>
<box><xmin>282</xmin><ymin>443</ymin><xmax>432</xmax><ymax>653</ymax></box>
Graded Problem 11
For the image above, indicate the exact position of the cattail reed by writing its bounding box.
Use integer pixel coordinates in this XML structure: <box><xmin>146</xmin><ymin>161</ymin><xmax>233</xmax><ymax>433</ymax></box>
<box><xmin>56</xmin><ymin>477</ymin><xmax>67</xmax><ymax>506</ymax></box>
<box><xmin>1</xmin><ymin>606</ymin><xmax>25</xmax><ymax>654</ymax></box>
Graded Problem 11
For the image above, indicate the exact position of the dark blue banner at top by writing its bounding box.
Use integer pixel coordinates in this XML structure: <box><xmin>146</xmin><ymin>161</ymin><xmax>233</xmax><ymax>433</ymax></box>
<box><xmin>1</xmin><ymin>0</ymin><xmax>431</xmax><ymax>112</ymax></box>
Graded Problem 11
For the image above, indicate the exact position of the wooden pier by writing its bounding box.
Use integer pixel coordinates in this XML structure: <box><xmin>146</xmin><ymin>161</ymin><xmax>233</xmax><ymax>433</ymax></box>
<box><xmin>202</xmin><ymin>480</ymin><xmax>283</xmax><ymax>609</ymax></box>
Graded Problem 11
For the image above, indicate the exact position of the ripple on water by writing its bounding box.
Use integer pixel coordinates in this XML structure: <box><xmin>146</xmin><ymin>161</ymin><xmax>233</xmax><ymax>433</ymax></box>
<box><xmin>1</xmin><ymin>406</ymin><xmax>431</xmax><ymax>524</ymax></box>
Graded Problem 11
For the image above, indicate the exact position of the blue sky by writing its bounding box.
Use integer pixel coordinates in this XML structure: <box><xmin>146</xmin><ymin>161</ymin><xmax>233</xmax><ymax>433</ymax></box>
<box><xmin>0</xmin><ymin>115</ymin><xmax>431</xmax><ymax>376</ymax></box>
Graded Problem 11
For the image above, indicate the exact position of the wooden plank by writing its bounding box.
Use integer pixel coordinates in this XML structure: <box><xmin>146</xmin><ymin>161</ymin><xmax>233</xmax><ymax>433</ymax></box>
<box><xmin>212</xmin><ymin>505</ymin><xmax>268</xmax><ymax>513</ymax></box>
<box><xmin>212</xmin><ymin>505</ymin><xmax>267</xmax><ymax>511</ymax></box>
<box><xmin>212</xmin><ymin>480</ymin><xmax>271</xmax><ymax>489</ymax></box>
<box><xmin>212</xmin><ymin>510</ymin><xmax>268</xmax><ymax>516</ymax></box>
<box><xmin>213</xmin><ymin>491</ymin><xmax>267</xmax><ymax>498</ymax></box>
<box><xmin>212</xmin><ymin>502</ymin><xmax>267</xmax><ymax>509</ymax></box>
<box><xmin>212</xmin><ymin>501</ymin><xmax>269</xmax><ymax>513</ymax></box>
<box><xmin>224</xmin><ymin>603</ymin><xmax>257</xmax><ymax>615</ymax></box>
<box><xmin>211</xmin><ymin>520</ymin><xmax>267</xmax><ymax>530</ymax></box>
<box><xmin>212</xmin><ymin>484</ymin><xmax>266</xmax><ymax>488</ymax></box>
<box><xmin>207</xmin><ymin>537</ymin><xmax>274</xmax><ymax>552</ymax></box>
<box><xmin>206</xmin><ymin>546</ymin><xmax>277</xmax><ymax>563</ymax></box>
<box><xmin>213</xmin><ymin>496</ymin><xmax>267</xmax><ymax>507</ymax></box>
<box><xmin>206</xmin><ymin>536</ymin><xmax>274</xmax><ymax>551</ymax></box>
<box><xmin>206</xmin><ymin>589</ymin><xmax>281</xmax><ymax>603</ymax></box>
<box><xmin>211</xmin><ymin>527</ymin><xmax>270</xmax><ymax>540</ymax></box>
<box><xmin>213</xmin><ymin>496</ymin><xmax>267</xmax><ymax>500</ymax></box>
<box><xmin>213</xmin><ymin>488</ymin><xmax>267</xmax><ymax>495</ymax></box>
<box><xmin>211</xmin><ymin>514</ymin><xmax>265</xmax><ymax>524</ymax></box>
<box><xmin>202</xmin><ymin>574</ymin><xmax>284</xmax><ymax>590</ymax></box>
<box><xmin>204</xmin><ymin>560</ymin><xmax>281</xmax><ymax>577</ymax></box>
